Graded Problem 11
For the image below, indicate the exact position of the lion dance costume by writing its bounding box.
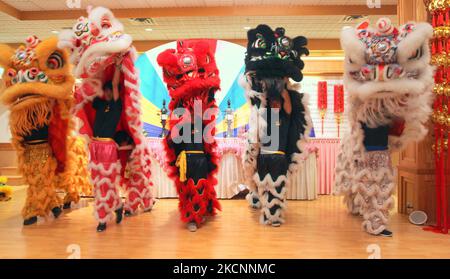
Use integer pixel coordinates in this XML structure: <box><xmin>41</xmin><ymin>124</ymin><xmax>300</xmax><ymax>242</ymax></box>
<box><xmin>0</xmin><ymin>36</ymin><xmax>91</xmax><ymax>225</ymax></box>
<box><xmin>240</xmin><ymin>25</ymin><xmax>312</xmax><ymax>227</ymax></box>
<box><xmin>334</xmin><ymin>18</ymin><xmax>434</xmax><ymax>236</ymax></box>
<box><xmin>58</xmin><ymin>6</ymin><xmax>154</xmax><ymax>227</ymax></box>
<box><xmin>157</xmin><ymin>39</ymin><xmax>221</xmax><ymax>232</ymax></box>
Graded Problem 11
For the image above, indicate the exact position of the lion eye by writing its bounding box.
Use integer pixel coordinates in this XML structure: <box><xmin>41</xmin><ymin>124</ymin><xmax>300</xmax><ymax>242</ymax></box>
<box><xmin>7</xmin><ymin>68</ymin><xmax>17</xmax><ymax>78</ymax></box>
<box><xmin>76</xmin><ymin>22</ymin><xmax>84</xmax><ymax>31</ymax></box>
<box><xmin>47</xmin><ymin>52</ymin><xmax>64</xmax><ymax>69</ymax></box>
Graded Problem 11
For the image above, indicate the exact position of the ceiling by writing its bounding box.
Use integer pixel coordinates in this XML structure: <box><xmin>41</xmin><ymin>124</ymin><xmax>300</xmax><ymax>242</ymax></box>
<box><xmin>0</xmin><ymin>13</ymin><xmax>398</xmax><ymax>43</ymax></box>
<box><xmin>3</xmin><ymin>0</ymin><xmax>398</xmax><ymax>11</ymax></box>
<box><xmin>0</xmin><ymin>0</ymin><xmax>398</xmax><ymax>45</ymax></box>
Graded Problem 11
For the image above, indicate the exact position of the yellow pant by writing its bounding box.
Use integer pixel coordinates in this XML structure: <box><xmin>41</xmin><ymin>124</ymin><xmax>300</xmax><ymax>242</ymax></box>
<box><xmin>21</xmin><ymin>143</ymin><xmax>61</xmax><ymax>219</ymax></box>
<box><xmin>57</xmin><ymin>136</ymin><xmax>92</xmax><ymax>204</ymax></box>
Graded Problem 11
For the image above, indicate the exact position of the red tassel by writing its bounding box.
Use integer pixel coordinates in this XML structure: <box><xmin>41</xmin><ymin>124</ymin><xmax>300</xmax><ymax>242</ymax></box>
<box><xmin>437</xmin><ymin>38</ymin><xmax>443</xmax><ymax>53</ymax></box>
<box><xmin>427</xmin><ymin>9</ymin><xmax>450</xmax><ymax>233</ymax></box>
<box><xmin>439</xmin><ymin>12</ymin><xmax>444</xmax><ymax>26</ymax></box>
<box><xmin>317</xmin><ymin>81</ymin><xmax>328</xmax><ymax>136</ymax></box>
<box><xmin>432</xmin><ymin>39</ymin><xmax>436</xmax><ymax>55</ymax></box>
<box><xmin>446</xmin><ymin>8</ymin><xmax>450</xmax><ymax>26</ymax></box>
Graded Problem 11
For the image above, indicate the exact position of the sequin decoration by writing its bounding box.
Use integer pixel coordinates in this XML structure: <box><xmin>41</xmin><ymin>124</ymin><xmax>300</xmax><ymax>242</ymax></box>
<box><xmin>355</xmin><ymin>150</ymin><xmax>391</xmax><ymax>171</ymax></box>
<box><xmin>351</xmin><ymin>18</ymin><xmax>419</xmax><ymax>82</ymax></box>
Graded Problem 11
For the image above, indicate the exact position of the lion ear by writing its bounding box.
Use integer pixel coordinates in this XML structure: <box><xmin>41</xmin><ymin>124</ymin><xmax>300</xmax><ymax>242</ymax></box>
<box><xmin>0</xmin><ymin>44</ymin><xmax>14</xmax><ymax>69</ymax></box>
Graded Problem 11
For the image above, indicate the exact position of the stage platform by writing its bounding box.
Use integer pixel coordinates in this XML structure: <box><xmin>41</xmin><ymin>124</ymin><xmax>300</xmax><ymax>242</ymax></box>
<box><xmin>0</xmin><ymin>187</ymin><xmax>449</xmax><ymax>259</ymax></box>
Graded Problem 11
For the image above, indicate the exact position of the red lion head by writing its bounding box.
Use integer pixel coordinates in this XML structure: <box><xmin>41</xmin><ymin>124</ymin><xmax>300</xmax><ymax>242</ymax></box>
<box><xmin>157</xmin><ymin>40</ymin><xmax>220</xmax><ymax>101</ymax></box>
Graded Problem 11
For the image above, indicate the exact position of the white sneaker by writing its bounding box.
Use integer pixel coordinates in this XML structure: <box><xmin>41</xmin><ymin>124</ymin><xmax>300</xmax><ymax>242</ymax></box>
<box><xmin>187</xmin><ymin>222</ymin><xmax>198</xmax><ymax>232</ymax></box>
<box><xmin>271</xmin><ymin>221</ymin><xmax>281</xmax><ymax>227</ymax></box>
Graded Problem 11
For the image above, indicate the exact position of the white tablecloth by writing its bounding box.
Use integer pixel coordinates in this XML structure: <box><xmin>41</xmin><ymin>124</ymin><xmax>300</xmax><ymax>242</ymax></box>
<box><xmin>148</xmin><ymin>138</ymin><xmax>318</xmax><ymax>200</ymax></box>
<box><xmin>287</xmin><ymin>153</ymin><xmax>317</xmax><ymax>200</ymax></box>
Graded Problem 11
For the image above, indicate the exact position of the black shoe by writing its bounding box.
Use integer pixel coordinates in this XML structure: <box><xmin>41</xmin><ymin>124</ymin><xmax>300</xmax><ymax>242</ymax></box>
<box><xmin>115</xmin><ymin>207</ymin><xmax>123</xmax><ymax>224</ymax></box>
<box><xmin>52</xmin><ymin>207</ymin><xmax>62</xmax><ymax>218</ymax></box>
<box><xmin>23</xmin><ymin>216</ymin><xmax>38</xmax><ymax>226</ymax></box>
<box><xmin>63</xmin><ymin>202</ymin><xmax>71</xmax><ymax>209</ymax></box>
<box><xmin>96</xmin><ymin>223</ymin><xmax>107</xmax><ymax>232</ymax></box>
<box><xmin>124</xmin><ymin>210</ymin><xmax>132</xmax><ymax>217</ymax></box>
<box><xmin>378</xmin><ymin>229</ymin><xmax>393</xmax><ymax>237</ymax></box>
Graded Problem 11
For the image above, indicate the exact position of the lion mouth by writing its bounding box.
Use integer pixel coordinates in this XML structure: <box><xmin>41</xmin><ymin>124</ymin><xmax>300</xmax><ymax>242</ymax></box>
<box><xmin>12</xmin><ymin>93</ymin><xmax>41</xmax><ymax>106</ymax></box>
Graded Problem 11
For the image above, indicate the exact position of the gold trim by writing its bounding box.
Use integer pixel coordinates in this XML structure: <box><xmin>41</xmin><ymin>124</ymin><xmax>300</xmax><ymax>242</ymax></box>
<box><xmin>261</xmin><ymin>150</ymin><xmax>286</xmax><ymax>155</ymax></box>
<box><xmin>25</xmin><ymin>140</ymin><xmax>48</xmax><ymax>145</ymax></box>
<box><xmin>93</xmin><ymin>137</ymin><xmax>114</xmax><ymax>142</ymax></box>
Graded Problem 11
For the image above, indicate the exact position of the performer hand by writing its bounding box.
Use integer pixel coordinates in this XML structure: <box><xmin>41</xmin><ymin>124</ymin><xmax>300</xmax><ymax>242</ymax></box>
<box><xmin>113</xmin><ymin>66</ymin><xmax>120</xmax><ymax>83</ymax></box>
<box><xmin>112</xmin><ymin>64</ymin><xmax>121</xmax><ymax>101</ymax></box>
<box><xmin>115</xmin><ymin>55</ymin><xmax>123</xmax><ymax>67</ymax></box>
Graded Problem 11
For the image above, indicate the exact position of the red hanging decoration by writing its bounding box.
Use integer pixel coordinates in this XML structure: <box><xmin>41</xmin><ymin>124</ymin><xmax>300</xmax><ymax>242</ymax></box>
<box><xmin>424</xmin><ymin>0</ymin><xmax>449</xmax><ymax>235</ymax></box>
<box><xmin>317</xmin><ymin>81</ymin><xmax>328</xmax><ymax>136</ymax></box>
<box><xmin>333</xmin><ymin>84</ymin><xmax>344</xmax><ymax>138</ymax></box>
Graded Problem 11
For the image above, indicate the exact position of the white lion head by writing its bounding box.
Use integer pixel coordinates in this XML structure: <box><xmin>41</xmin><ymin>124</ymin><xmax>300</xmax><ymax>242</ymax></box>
<box><xmin>341</xmin><ymin>18</ymin><xmax>434</xmax><ymax>101</ymax></box>
<box><xmin>58</xmin><ymin>6</ymin><xmax>132</xmax><ymax>79</ymax></box>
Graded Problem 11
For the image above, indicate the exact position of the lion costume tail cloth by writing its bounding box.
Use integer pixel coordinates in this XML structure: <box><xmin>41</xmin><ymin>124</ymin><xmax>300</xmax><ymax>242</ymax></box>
<box><xmin>157</xmin><ymin>40</ymin><xmax>221</xmax><ymax>228</ymax></box>
<box><xmin>58</xmin><ymin>6</ymin><xmax>154</xmax><ymax>223</ymax></box>
<box><xmin>334</xmin><ymin>18</ymin><xmax>434</xmax><ymax>235</ymax></box>
<box><xmin>240</xmin><ymin>25</ymin><xmax>312</xmax><ymax>226</ymax></box>
<box><xmin>0</xmin><ymin>36</ymin><xmax>92</xmax><ymax>223</ymax></box>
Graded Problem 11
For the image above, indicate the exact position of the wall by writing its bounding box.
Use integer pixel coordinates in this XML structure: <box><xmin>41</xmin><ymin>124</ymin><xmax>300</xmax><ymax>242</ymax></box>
<box><xmin>0</xmin><ymin>104</ymin><xmax>11</xmax><ymax>143</ymax></box>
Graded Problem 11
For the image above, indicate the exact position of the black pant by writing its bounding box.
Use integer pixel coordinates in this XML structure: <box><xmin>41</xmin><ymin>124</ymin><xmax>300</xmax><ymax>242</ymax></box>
<box><xmin>186</xmin><ymin>154</ymin><xmax>208</xmax><ymax>185</ymax></box>
<box><xmin>257</xmin><ymin>154</ymin><xmax>289</xmax><ymax>222</ymax></box>
<box><xmin>257</xmin><ymin>154</ymin><xmax>289</xmax><ymax>181</ymax></box>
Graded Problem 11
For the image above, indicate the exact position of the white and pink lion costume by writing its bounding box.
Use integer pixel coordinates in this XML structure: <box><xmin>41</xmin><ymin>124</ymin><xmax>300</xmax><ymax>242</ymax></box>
<box><xmin>334</xmin><ymin>18</ymin><xmax>434</xmax><ymax>236</ymax></box>
<box><xmin>58</xmin><ymin>6</ymin><xmax>154</xmax><ymax>223</ymax></box>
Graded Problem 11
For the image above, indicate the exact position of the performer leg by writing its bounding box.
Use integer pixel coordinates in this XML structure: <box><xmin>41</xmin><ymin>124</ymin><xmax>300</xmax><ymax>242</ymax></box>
<box><xmin>123</xmin><ymin>173</ymin><xmax>155</xmax><ymax>215</ymax></box>
<box><xmin>177</xmin><ymin>179</ymin><xmax>208</xmax><ymax>232</ymax></box>
<box><xmin>355</xmin><ymin>151</ymin><xmax>395</xmax><ymax>236</ymax></box>
<box><xmin>57</xmin><ymin>170</ymin><xmax>80</xmax><ymax>209</ymax></box>
<box><xmin>335</xmin><ymin>151</ymin><xmax>361</xmax><ymax>215</ymax></box>
<box><xmin>89</xmin><ymin>140</ymin><xmax>122</xmax><ymax>232</ymax></box>
<box><xmin>60</xmin><ymin>137</ymin><xmax>92</xmax><ymax>208</ymax></box>
<box><xmin>254</xmin><ymin>154</ymin><xmax>288</xmax><ymax>227</ymax></box>
<box><xmin>177</xmin><ymin>154</ymin><xmax>211</xmax><ymax>232</ymax></box>
<box><xmin>60</xmin><ymin>136</ymin><xmax>92</xmax><ymax>209</ymax></box>
<box><xmin>244</xmin><ymin>142</ymin><xmax>261</xmax><ymax>209</ymax></box>
<box><xmin>21</xmin><ymin>143</ymin><xmax>61</xmax><ymax>225</ymax></box>
<box><xmin>122</xmin><ymin>149</ymin><xmax>155</xmax><ymax>216</ymax></box>
<box><xmin>246</xmin><ymin>190</ymin><xmax>261</xmax><ymax>209</ymax></box>
<box><xmin>204</xmin><ymin>177</ymin><xmax>220</xmax><ymax>217</ymax></box>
